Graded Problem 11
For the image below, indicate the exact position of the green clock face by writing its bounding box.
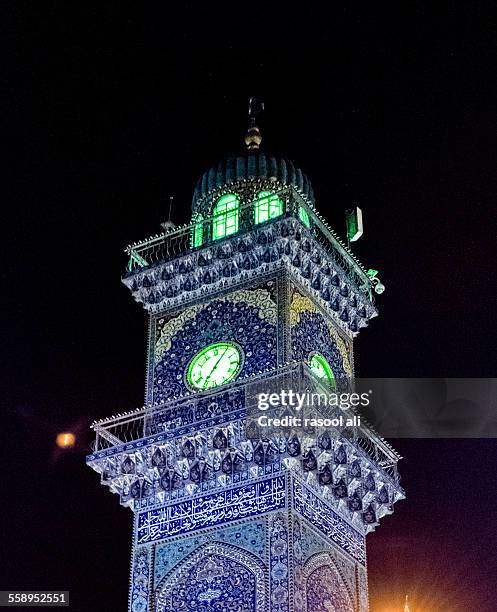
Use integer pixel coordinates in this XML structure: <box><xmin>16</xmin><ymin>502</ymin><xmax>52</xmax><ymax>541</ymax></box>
<box><xmin>187</xmin><ymin>342</ymin><xmax>242</xmax><ymax>390</ymax></box>
<box><xmin>309</xmin><ymin>353</ymin><xmax>336</xmax><ymax>389</ymax></box>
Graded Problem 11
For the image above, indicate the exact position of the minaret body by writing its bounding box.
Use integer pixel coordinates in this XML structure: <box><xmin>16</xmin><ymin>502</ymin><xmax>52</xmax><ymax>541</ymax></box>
<box><xmin>87</xmin><ymin>124</ymin><xmax>404</xmax><ymax>611</ymax></box>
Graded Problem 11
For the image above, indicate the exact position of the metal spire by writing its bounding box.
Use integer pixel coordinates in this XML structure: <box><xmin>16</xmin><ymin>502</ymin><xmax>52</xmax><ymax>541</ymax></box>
<box><xmin>160</xmin><ymin>195</ymin><xmax>177</xmax><ymax>233</ymax></box>
<box><xmin>245</xmin><ymin>97</ymin><xmax>264</xmax><ymax>150</ymax></box>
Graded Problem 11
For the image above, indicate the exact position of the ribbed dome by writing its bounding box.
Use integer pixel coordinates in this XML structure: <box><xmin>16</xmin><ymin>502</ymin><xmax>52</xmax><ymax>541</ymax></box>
<box><xmin>192</xmin><ymin>151</ymin><xmax>314</xmax><ymax>216</ymax></box>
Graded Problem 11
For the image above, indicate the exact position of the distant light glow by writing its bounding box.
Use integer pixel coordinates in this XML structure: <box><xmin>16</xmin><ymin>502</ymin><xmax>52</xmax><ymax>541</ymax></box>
<box><xmin>56</xmin><ymin>432</ymin><xmax>76</xmax><ymax>448</ymax></box>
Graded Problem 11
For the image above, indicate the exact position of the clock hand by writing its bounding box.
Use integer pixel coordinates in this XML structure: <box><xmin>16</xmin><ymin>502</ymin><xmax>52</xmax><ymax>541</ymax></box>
<box><xmin>204</xmin><ymin>347</ymin><xmax>230</xmax><ymax>385</ymax></box>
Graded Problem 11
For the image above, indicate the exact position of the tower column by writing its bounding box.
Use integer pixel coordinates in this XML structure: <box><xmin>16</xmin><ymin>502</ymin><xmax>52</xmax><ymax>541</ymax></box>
<box><xmin>88</xmin><ymin>113</ymin><xmax>403</xmax><ymax>611</ymax></box>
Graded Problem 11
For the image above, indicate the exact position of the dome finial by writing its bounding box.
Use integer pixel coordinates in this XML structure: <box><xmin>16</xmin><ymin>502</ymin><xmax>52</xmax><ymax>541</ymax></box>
<box><xmin>245</xmin><ymin>97</ymin><xmax>264</xmax><ymax>150</ymax></box>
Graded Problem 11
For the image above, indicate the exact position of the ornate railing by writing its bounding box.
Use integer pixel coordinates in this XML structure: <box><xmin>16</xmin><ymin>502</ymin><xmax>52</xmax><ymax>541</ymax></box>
<box><xmin>124</xmin><ymin>188</ymin><xmax>374</xmax><ymax>299</ymax></box>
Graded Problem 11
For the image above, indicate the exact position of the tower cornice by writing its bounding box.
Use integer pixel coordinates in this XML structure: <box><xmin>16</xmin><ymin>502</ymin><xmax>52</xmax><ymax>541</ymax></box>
<box><xmin>122</xmin><ymin>188</ymin><xmax>377</xmax><ymax>337</ymax></box>
<box><xmin>87</xmin><ymin>362</ymin><xmax>404</xmax><ymax>537</ymax></box>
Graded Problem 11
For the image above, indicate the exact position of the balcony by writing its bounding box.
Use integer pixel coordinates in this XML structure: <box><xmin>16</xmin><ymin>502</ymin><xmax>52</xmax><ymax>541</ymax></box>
<box><xmin>88</xmin><ymin>363</ymin><xmax>403</xmax><ymax>495</ymax></box>
<box><xmin>124</xmin><ymin>188</ymin><xmax>374</xmax><ymax>301</ymax></box>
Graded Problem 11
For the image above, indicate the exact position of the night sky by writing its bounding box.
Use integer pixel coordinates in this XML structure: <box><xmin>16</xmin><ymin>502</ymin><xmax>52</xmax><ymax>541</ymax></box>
<box><xmin>3</xmin><ymin>5</ymin><xmax>497</xmax><ymax>611</ymax></box>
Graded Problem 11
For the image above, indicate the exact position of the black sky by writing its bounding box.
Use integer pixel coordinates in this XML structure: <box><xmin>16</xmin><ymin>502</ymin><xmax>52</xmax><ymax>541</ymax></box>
<box><xmin>3</xmin><ymin>4</ymin><xmax>497</xmax><ymax>611</ymax></box>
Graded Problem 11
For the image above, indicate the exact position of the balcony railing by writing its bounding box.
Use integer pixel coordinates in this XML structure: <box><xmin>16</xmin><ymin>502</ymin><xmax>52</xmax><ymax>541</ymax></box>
<box><xmin>124</xmin><ymin>188</ymin><xmax>374</xmax><ymax>299</ymax></box>
<box><xmin>89</xmin><ymin>363</ymin><xmax>401</xmax><ymax>486</ymax></box>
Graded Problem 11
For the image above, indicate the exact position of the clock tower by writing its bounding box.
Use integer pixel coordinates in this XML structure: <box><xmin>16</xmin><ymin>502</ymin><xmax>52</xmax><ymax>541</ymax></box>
<box><xmin>87</xmin><ymin>106</ymin><xmax>404</xmax><ymax>611</ymax></box>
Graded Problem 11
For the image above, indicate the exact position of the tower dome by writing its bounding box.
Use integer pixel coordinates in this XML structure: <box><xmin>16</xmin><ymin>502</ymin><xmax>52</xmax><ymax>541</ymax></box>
<box><xmin>191</xmin><ymin>150</ymin><xmax>315</xmax><ymax>218</ymax></box>
<box><xmin>192</xmin><ymin>149</ymin><xmax>314</xmax><ymax>216</ymax></box>
<box><xmin>191</xmin><ymin>101</ymin><xmax>315</xmax><ymax>220</ymax></box>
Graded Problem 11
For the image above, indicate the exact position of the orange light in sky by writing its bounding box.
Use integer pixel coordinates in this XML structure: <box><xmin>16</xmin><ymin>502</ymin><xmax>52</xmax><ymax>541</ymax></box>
<box><xmin>56</xmin><ymin>432</ymin><xmax>76</xmax><ymax>448</ymax></box>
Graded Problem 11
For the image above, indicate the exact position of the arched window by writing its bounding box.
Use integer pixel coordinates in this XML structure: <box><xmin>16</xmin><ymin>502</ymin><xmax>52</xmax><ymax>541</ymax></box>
<box><xmin>298</xmin><ymin>206</ymin><xmax>311</xmax><ymax>228</ymax></box>
<box><xmin>212</xmin><ymin>194</ymin><xmax>239</xmax><ymax>240</ymax></box>
<box><xmin>191</xmin><ymin>213</ymin><xmax>204</xmax><ymax>248</ymax></box>
<box><xmin>254</xmin><ymin>191</ymin><xmax>283</xmax><ymax>224</ymax></box>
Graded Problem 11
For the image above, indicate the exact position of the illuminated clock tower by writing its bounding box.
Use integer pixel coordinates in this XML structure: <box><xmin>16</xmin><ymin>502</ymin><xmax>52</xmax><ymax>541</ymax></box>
<box><xmin>87</xmin><ymin>103</ymin><xmax>404</xmax><ymax>611</ymax></box>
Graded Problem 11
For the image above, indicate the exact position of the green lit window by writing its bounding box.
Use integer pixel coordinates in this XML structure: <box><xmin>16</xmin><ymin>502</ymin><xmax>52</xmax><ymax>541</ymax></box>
<box><xmin>309</xmin><ymin>353</ymin><xmax>336</xmax><ymax>389</ymax></box>
<box><xmin>212</xmin><ymin>194</ymin><xmax>239</xmax><ymax>240</ymax></box>
<box><xmin>299</xmin><ymin>206</ymin><xmax>311</xmax><ymax>228</ymax></box>
<box><xmin>187</xmin><ymin>342</ymin><xmax>242</xmax><ymax>390</ymax></box>
<box><xmin>254</xmin><ymin>191</ymin><xmax>283</xmax><ymax>224</ymax></box>
<box><xmin>191</xmin><ymin>213</ymin><xmax>204</xmax><ymax>248</ymax></box>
